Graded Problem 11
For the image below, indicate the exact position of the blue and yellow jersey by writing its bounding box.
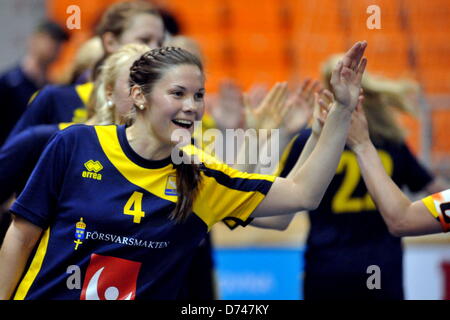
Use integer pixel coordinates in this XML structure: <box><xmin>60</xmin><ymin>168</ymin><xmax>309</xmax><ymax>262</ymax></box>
<box><xmin>422</xmin><ymin>189</ymin><xmax>450</xmax><ymax>233</ymax></box>
<box><xmin>278</xmin><ymin>128</ymin><xmax>434</xmax><ymax>299</ymax></box>
<box><xmin>0</xmin><ymin>65</ymin><xmax>41</xmax><ymax>146</ymax></box>
<box><xmin>6</xmin><ymin>82</ymin><xmax>93</xmax><ymax>142</ymax></box>
<box><xmin>10</xmin><ymin>124</ymin><xmax>275</xmax><ymax>300</ymax></box>
<box><xmin>0</xmin><ymin>123</ymin><xmax>74</xmax><ymax>204</ymax></box>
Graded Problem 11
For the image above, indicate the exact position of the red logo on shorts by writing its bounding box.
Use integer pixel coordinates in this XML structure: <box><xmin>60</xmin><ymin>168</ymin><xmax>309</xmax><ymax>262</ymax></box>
<box><xmin>80</xmin><ymin>253</ymin><xmax>142</xmax><ymax>300</ymax></box>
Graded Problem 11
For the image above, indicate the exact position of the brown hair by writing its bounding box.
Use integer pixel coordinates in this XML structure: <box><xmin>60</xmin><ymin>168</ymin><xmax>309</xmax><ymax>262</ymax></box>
<box><xmin>129</xmin><ymin>47</ymin><xmax>204</xmax><ymax>223</ymax></box>
<box><xmin>96</xmin><ymin>1</ymin><xmax>160</xmax><ymax>39</ymax></box>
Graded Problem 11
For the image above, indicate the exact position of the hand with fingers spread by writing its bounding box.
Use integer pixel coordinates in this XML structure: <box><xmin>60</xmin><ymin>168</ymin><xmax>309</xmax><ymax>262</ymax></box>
<box><xmin>244</xmin><ymin>82</ymin><xmax>290</xmax><ymax>131</ymax></box>
<box><xmin>330</xmin><ymin>41</ymin><xmax>367</xmax><ymax>110</ymax></box>
<box><xmin>283</xmin><ymin>79</ymin><xmax>322</xmax><ymax>136</ymax></box>
<box><xmin>246</xmin><ymin>83</ymin><xmax>269</xmax><ymax>110</ymax></box>
<box><xmin>211</xmin><ymin>80</ymin><xmax>246</xmax><ymax>130</ymax></box>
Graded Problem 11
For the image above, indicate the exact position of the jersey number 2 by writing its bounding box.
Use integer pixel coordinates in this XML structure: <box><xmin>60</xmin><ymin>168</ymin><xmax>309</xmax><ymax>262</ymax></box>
<box><xmin>123</xmin><ymin>191</ymin><xmax>145</xmax><ymax>223</ymax></box>
<box><xmin>332</xmin><ymin>150</ymin><xmax>393</xmax><ymax>213</ymax></box>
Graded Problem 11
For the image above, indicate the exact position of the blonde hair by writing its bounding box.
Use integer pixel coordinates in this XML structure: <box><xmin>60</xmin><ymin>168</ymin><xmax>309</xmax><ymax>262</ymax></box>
<box><xmin>322</xmin><ymin>54</ymin><xmax>419</xmax><ymax>144</ymax></box>
<box><xmin>91</xmin><ymin>43</ymin><xmax>150</xmax><ymax>125</ymax></box>
<box><xmin>58</xmin><ymin>37</ymin><xmax>104</xmax><ymax>84</ymax></box>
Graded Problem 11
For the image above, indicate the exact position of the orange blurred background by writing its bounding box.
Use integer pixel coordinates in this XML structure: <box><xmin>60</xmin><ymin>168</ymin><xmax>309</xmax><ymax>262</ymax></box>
<box><xmin>46</xmin><ymin>0</ymin><xmax>450</xmax><ymax>172</ymax></box>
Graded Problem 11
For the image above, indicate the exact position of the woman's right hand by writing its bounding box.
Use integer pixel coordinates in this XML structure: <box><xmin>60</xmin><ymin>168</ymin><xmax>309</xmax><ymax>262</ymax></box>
<box><xmin>330</xmin><ymin>41</ymin><xmax>367</xmax><ymax>111</ymax></box>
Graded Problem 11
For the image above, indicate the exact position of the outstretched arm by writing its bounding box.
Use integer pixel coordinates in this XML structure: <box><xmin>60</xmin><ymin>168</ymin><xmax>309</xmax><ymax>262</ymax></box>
<box><xmin>347</xmin><ymin>101</ymin><xmax>444</xmax><ymax>236</ymax></box>
<box><xmin>252</xmin><ymin>41</ymin><xmax>368</xmax><ymax>217</ymax></box>
<box><xmin>250</xmin><ymin>89</ymin><xmax>332</xmax><ymax>230</ymax></box>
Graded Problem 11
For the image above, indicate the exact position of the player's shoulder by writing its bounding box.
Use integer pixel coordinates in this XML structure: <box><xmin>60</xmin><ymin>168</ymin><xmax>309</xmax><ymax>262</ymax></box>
<box><xmin>16</xmin><ymin>124</ymin><xmax>60</xmax><ymax>142</ymax></box>
<box><xmin>38</xmin><ymin>83</ymin><xmax>77</xmax><ymax>96</ymax></box>
<box><xmin>55</xmin><ymin>123</ymin><xmax>97</xmax><ymax>142</ymax></box>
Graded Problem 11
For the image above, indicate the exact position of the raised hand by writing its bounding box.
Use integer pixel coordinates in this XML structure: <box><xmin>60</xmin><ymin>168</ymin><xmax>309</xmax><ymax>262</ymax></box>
<box><xmin>330</xmin><ymin>41</ymin><xmax>367</xmax><ymax>110</ymax></box>
<box><xmin>244</xmin><ymin>82</ymin><xmax>289</xmax><ymax>130</ymax></box>
<box><xmin>211</xmin><ymin>80</ymin><xmax>246</xmax><ymax>130</ymax></box>
<box><xmin>246</xmin><ymin>83</ymin><xmax>269</xmax><ymax>109</ymax></box>
<box><xmin>282</xmin><ymin>78</ymin><xmax>322</xmax><ymax>135</ymax></box>
<box><xmin>311</xmin><ymin>89</ymin><xmax>334</xmax><ymax>137</ymax></box>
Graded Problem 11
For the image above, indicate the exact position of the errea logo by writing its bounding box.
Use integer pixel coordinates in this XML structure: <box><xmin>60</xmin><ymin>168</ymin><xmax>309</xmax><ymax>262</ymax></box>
<box><xmin>82</xmin><ymin>160</ymin><xmax>103</xmax><ymax>181</ymax></box>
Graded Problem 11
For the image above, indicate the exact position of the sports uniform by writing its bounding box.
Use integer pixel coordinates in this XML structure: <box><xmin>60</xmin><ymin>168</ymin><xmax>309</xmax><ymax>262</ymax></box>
<box><xmin>0</xmin><ymin>65</ymin><xmax>42</xmax><ymax>146</ymax></box>
<box><xmin>0</xmin><ymin>123</ymin><xmax>73</xmax><ymax>204</ymax></box>
<box><xmin>278</xmin><ymin>128</ymin><xmax>434</xmax><ymax>300</ymax></box>
<box><xmin>11</xmin><ymin>124</ymin><xmax>274</xmax><ymax>300</ymax></box>
<box><xmin>6</xmin><ymin>82</ymin><xmax>93</xmax><ymax>142</ymax></box>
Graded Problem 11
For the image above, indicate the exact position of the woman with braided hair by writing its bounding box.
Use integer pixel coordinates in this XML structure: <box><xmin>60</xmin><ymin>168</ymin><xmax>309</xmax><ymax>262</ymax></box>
<box><xmin>0</xmin><ymin>42</ymin><xmax>367</xmax><ymax>300</ymax></box>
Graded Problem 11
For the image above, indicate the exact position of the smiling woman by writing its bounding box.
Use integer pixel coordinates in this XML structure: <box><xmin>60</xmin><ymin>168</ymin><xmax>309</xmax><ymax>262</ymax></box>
<box><xmin>126</xmin><ymin>47</ymin><xmax>205</xmax><ymax>223</ymax></box>
<box><xmin>0</xmin><ymin>42</ymin><xmax>368</xmax><ymax>299</ymax></box>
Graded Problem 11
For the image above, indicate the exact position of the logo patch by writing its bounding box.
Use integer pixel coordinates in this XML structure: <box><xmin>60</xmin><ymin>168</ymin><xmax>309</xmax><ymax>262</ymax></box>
<box><xmin>82</xmin><ymin>160</ymin><xmax>103</xmax><ymax>180</ymax></box>
<box><xmin>80</xmin><ymin>254</ymin><xmax>141</xmax><ymax>300</ymax></box>
<box><xmin>165</xmin><ymin>175</ymin><xmax>178</xmax><ymax>196</ymax></box>
<box><xmin>74</xmin><ymin>217</ymin><xmax>86</xmax><ymax>250</ymax></box>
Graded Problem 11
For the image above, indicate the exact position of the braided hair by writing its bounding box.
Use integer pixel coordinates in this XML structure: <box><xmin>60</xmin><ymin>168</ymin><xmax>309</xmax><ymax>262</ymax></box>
<box><xmin>129</xmin><ymin>47</ymin><xmax>204</xmax><ymax>223</ymax></box>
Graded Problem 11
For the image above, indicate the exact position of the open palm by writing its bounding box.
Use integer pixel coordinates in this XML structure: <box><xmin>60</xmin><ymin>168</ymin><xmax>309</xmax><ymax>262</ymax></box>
<box><xmin>330</xmin><ymin>41</ymin><xmax>367</xmax><ymax>110</ymax></box>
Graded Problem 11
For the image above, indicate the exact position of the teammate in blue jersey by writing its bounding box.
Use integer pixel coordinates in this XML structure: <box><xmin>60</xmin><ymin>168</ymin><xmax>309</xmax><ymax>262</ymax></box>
<box><xmin>6</xmin><ymin>1</ymin><xmax>165</xmax><ymax>142</ymax></box>
<box><xmin>0</xmin><ymin>42</ymin><xmax>368</xmax><ymax>299</ymax></box>
<box><xmin>269</xmin><ymin>67</ymin><xmax>447</xmax><ymax>299</ymax></box>
<box><xmin>0</xmin><ymin>43</ymin><xmax>150</xmax><ymax>245</ymax></box>
<box><xmin>0</xmin><ymin>21</ymin><xmax>68</xmax><ymax>146</ymax></box>
<box><xmin>0</xmin><ymin>124</ymin><xmax>68</xmax><ymax>247</ymax></box>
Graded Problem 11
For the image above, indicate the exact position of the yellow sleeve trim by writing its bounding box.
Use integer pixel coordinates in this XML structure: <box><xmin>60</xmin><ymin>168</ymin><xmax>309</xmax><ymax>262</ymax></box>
<box><xmin>58</xmin><ymin>122</ymin><xmax>75</xmax><ymax>131</ymax></box>
<box><xmin>422</xmin><ymin>196</ymin><xmax>440</xmax><ymax>219</ymax></box>
<box><xmin>27</xmin><ymin>90</ymin><xmax>39</xmax><ymax>105</ymax></box>
<box><xmin>182</xmin><ymin>144</ymin><xmax>275</xmax><ymax>182</ymax></box>
<box><xmin>14</xmin><ymin>228</ymin><xmax>51</xmax><ymax>300</ymax></box>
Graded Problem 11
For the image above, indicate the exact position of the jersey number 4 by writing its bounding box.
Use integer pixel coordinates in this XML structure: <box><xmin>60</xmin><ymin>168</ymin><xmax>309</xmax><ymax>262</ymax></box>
<box><xmin>123</xmin><ymin>191</ymin><xmax>145</xmax><ymax>223</ymax></box>
<box><xmin>332</xmin><ymin>150</ymin><xmax>393</xmax><ymax>213</ymax></box>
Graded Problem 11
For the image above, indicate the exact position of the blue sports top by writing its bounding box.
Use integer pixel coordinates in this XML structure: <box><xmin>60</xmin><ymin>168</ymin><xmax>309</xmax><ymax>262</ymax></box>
<box><xmin>6</xmin><ymin>82</ymin><xmax>93</xmax><ymax>142</ymax></box>
<box><xmin>0</xmin><ymin>65</ymin><xmax>41</xmax><ymax>146</ymax></box>
<box><xmin>11</xmin><ymin>124</ymin><xmax>275</xmax><ymax>300</ymax></box>
<box><xmin>0</xmin><ymin>124</ymin><xmax>71</xmax><ymax>203</ymax></box>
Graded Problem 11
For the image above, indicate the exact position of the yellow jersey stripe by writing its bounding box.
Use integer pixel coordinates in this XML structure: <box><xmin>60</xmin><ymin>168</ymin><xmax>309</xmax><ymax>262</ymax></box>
<box><xmin>27</xmin><ymin>90</ymin><xmax>39</xmax><ymax>105</ymax></box>
<box><xmin>182</xmin><ymin>144</ymin><xmax>275</xmax><ymax>183</ymax></box>
<box><xmin>58</xmin><ymin>122</ymin><xmax>75</xmax><ymax>131</ymax></box>
<box><xmin>422</xmin><ymin>196</ymin><xmax>440</xmax><ymax>219</ymax></box>
<box><xmin>75</xmin><ymin>82</ymin><xmax>94</xmax><ymax>106</ymax></box>
<box><xmin>14</xmin><ymin>228</ymin><xmax>51</xmax><ymax>300</ymax></box>
<box><xmin>95</xmin><ymin>126</ymin><xmax>178</xmax><ymax>203</ymax></box>
<box><xmin>95</xmin><ymin>125</ymin><xmax>274</xmax><ymax>230</ymax></box>
<box><xmin>193</xmin><ymin>174</ymin><xmax>269</xmax><ymax>230</ymax></box>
